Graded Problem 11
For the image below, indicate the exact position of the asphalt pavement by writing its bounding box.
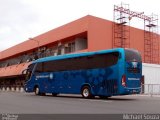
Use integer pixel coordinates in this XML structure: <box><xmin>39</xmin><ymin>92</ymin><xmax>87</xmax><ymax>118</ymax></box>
<box><xmin>0</xmin><ymin>92</ymin><xmax>160</xmax><ymax>114</ymax></box>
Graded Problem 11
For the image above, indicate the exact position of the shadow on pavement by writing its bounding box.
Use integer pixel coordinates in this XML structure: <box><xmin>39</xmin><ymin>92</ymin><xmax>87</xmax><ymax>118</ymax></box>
<box><xmin>26</xmin><ymin>93</ymin><xmax>138</xmax><ymax>101</ymax></box>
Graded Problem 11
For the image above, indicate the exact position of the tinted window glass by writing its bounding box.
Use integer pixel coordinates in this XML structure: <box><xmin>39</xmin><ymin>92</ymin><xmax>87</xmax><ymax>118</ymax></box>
<box><xmin>125</xmin><ymin>49</ymin><xmax>141</xmax><ymax>62</ymax></box>
<box><xmin>87</xmin><ymin>52</ymin><xmax>119</xmax><ymax>69</ymax></box>
<box><xmin>38</xmin><ymin>52</ymin><xmax>119</xmax><ymax>72</ymax></box>
<box><xmin>28</xmin><ymin>63</ymin><xmax>35</xmax><ymax>72</ymax></box>
<box><xmin>35</xmin><ymin>63</ymin><xmax>44</xmax><ymax>73</ymax></box>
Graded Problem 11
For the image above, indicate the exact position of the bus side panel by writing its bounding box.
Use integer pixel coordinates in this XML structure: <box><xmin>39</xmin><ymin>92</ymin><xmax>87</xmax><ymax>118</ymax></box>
<box><xmin>26</xmin><ymin>63</ymin><xmax>120</xmax><ymax>96</ymax></box>
<box><xmin>38</xmin><ymin>66</ymin><xmax>119</xmax><ymax>96</ymax></box>
<box><xmin>26</xmin><ymin>67</ymin><xmax>120</xmax><ymax>97</ymax></box>
<box><xmin>55</xmin><ymin>67</ymin><xmax>119</xmax><ymax>96</ymax></box>
<box><xmin>43</xmin><ymin>71</ymin><xmax>85</xmax><ymax>94</ymax></box>
<box><xmin>86</xmin><ymin>66</ymin><xmax>118</xmax><ymax>96</ymax></box>
<box><xmin>54</xmin><ymin>71</ymin><xmax>86</xmax><ymax>94</ymax></box>
<box><xmin>52</xmin><ymin>71</ymin><xmax>83</xmax><ymax>94</ymax></box>
<box><xmin>39</xmin><ymin>66</ymin><xmax>119</xmax><ymax>96</ymax></box>
<box><xmin>40</xmin><ymin>72</ymin><xmax>62</xmax><ymax>94</ymax></box>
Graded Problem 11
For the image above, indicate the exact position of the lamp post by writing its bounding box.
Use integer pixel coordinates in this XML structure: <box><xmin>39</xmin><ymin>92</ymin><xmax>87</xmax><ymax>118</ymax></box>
<box><xmin>29</xmin><ymin>38</ymin><xmax>39</xmax><ymax>51</ymax></box>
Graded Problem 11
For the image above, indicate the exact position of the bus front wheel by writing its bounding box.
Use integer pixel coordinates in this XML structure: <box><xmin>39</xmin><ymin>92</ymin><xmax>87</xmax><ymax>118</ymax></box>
<box><xmin>52</xmin><ymin>93</ymin><xmax>58</xmax><ymax>96</ymax></box>
<box><xmin>81</xmin><ymin>86</ymin><xmax>92</xmax><ymax>99</ymax></box>
<box><xmin>34</xmin><ymin>86</ymin><xmax>40</xmax><ymax>95</ymax></box>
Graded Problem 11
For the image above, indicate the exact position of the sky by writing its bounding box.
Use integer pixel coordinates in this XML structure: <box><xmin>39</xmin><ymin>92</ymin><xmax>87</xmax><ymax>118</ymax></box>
<box><xmin>0</xmin><ymin>0</ymin><xmax>160</xmax><ymax>51</ymax></box>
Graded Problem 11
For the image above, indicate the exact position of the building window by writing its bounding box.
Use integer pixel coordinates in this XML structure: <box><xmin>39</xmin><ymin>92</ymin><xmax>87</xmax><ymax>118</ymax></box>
<box><xmin>65</xmin><ymin>42</ymin><xmax>75</xmax><ymax>54</ymax></box>
<box><xmin>75</xmin><ymin>38</ymin><xmax>87</xmax><ymax>51</ymax></box>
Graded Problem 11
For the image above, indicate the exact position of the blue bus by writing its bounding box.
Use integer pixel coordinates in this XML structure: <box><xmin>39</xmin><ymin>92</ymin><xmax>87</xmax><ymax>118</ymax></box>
<box><xmin>23</xmin><ymin>48</ymin><xmax>142</xmax><ymax>98</ymax></box>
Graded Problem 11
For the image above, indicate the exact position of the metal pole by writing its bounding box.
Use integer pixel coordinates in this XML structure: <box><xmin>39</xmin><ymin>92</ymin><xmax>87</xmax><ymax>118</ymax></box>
<box><xmin>159</xmin><ymin>85</ymin><xmax>160</xmax><ymax>95</ymax></box>
<box><xmin>151</xmin><ymin>84</ymin><xmax>153</xmax><ymax>97</ymax></box>
<box><xmin>29</xmin><ymin>38</ymin><xmax>40</xmax><ymax>59</ymax></box>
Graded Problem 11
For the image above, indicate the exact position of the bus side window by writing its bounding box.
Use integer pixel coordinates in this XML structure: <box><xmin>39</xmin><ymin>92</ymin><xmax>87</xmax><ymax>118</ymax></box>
<box><xmin>106</xmin><ymin>52</ymin><xmax>119</xmax><ymax>66</ymax></box>
<box><xmin>86</xmin><ymin>52</ymin><xmax>119</xmax><ymax>69</ymax></box>
<box><xmin>34</xmin><ymin>63</ymin><xmax>44</xmax><ymax>74</ymax></box>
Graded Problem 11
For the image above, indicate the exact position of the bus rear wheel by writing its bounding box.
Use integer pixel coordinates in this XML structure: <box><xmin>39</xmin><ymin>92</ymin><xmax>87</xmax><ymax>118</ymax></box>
<box><xmin>99</xmin><ymin>95</ymin><xmax>110</xmax><ymax>99</ymax></box>
<box><xmin>81</xmin><ymin>86</ymin><xmax>92</xmax><ymax>99</ymax></box>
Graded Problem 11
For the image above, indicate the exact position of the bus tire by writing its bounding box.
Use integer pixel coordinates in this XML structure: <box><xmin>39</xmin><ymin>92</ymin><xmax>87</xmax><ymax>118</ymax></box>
<box><xmin>52</xmin><ymin>93</ymin><xmax>58</xmax><ymax>96</ymax></box>
<box><xmin>41</xmin><ymin>93</ymin><xmax>46</xmax><ymax>96</ymax></box>
<box><xmin>99</xmin><ymin>95</ymin><xmax>110</xmax><ymax>99</ymax></box>
<box><xmin>81</xmin><ymin>86</ymin><xmax>92</xmax><ymax>99</ymax></box>
<box><xmin>34</xmin><ymin>86</ymin><xmax>40</xmax><ymax>95</ymax></box>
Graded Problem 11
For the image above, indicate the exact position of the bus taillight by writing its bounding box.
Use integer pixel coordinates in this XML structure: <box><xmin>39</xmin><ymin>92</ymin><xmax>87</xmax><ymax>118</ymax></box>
<box><xmin>121</xmin><ymin>75</ymin><xmax>126</xmax><ymax>87</ymax></box>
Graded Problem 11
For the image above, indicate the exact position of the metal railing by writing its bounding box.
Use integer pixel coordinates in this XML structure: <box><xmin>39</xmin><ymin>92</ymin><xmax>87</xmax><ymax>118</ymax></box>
<box><xmin>141</xmin><ymin>84</ymin><xmax>160</xmax><ymax>96</ymax></box>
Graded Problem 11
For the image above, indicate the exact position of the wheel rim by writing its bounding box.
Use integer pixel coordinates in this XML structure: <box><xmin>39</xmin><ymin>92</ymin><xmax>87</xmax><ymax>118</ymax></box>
<box><xmin>35</xmin><ymin>87</ymin><xmax>39</xmax><ymax>95</ymax></box>
<box><xmin>83</xmin><ymin>88</ymin><xmax>89</xmax><ymax>97</ymax></box>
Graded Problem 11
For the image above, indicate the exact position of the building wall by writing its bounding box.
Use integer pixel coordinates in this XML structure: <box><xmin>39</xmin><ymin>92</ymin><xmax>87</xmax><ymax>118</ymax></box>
<box><xmin>0</xmin><ymin>15</ymin><xmax>89</xmax><ymax>60</ymax></box>
<box><xmin>0</xmin><ymin>15</ymin><xmax>159</xmax><ymax>63</ymax></box>
<box><xmin>142</xmin><ymin>63</ymin><xmax>160</xmax><ymax>94</ymax></box>
<box><xmin>88</xmin><ymin>16</ymin><xmax>113</xmax><ymax>51</ymax></box>
<box><xmin>143</xmin><ymin>63</ymin><xmax>160</xmax><ymax>84</ymax></box>
<box><xmin>130</xmin><ymin>27</ymin><xmax>145</xmax><ymax>62</ymax></box>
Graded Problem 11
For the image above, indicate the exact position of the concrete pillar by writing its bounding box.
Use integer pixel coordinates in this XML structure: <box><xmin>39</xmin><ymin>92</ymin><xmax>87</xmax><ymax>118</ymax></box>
<box><xmin>2</xmin><ymin>87</ymin><xmax>5</xmax><ymax>91</ymax></box>
<box><xmin>11</xmin><ymin>87</ymin><xmax>15</xmax><ymax>92</ymax></box>
<box><xmin>20</xmin><ymin>87</ymin><xmax>24</xmax><ymax>92</ymax></box>
<box><xmin>16</xmin><ymin>87</ymin><xmax>20</xmax><ymax>92</ymax></box>
<box><xmin>6</xmin><ymin>87</ymin><xmax>10</xmax><ymax>91</ymax></box>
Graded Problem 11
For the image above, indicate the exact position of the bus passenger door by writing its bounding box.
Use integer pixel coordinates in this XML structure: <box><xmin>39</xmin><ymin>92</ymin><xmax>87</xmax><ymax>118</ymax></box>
<box><xmin>41</xmin><ymin>72</ymin><xmax>55</xmax><ymax>93</ymax></box>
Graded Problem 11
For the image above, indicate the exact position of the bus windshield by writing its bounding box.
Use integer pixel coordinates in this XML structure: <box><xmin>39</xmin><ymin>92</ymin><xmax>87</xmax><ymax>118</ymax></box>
<box><xmin>125</xmin><ymin>49</ymin><xmax>141</xmax><ymax>62</ymax></box>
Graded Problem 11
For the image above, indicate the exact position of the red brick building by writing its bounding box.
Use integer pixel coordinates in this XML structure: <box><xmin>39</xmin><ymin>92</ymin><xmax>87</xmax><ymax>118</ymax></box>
<box><xmin>0</xmin><ymin>15</ymin><xmax>159</xmax><ymax>88</ymax></box>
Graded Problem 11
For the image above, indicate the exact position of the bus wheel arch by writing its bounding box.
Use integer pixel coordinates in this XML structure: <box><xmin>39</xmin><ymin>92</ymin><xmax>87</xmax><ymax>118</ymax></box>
<box><xmin>81</xmin><ymin>84</ymin><xmax>93</xmax><ymax>99</ymax></box>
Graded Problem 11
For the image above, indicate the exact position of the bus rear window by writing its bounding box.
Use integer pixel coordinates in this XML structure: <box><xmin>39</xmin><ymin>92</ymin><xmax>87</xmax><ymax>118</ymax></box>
<box><xmin>125</xmin><ymin>49</ymin><xmax>141</xmax><ymax>62</ymax></box>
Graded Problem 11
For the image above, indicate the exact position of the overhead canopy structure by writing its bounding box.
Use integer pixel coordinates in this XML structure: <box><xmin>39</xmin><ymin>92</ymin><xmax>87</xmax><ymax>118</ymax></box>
<box><xmin>0</xmin><ymin>62</ymin><xmax>30</xmax><ymax>78</ymax></box>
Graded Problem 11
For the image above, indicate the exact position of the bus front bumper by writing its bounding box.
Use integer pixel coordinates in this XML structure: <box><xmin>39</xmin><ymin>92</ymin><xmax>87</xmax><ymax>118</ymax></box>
<box><xmin>24</xmin><ymin>85</ymin><xmax>33</xmax><ymax>92</ymax></box>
